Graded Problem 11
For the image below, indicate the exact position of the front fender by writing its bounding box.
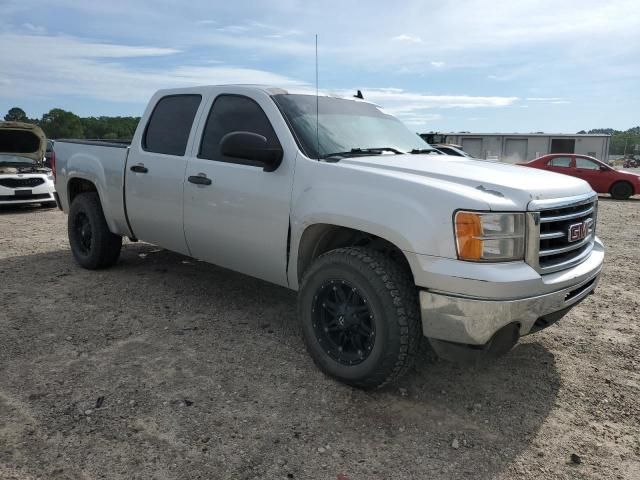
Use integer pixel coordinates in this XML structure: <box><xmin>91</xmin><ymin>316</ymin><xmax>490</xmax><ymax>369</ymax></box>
<box><xmin>288</xmin><ymin>158</ymin><xmax>495</xmax><ymax>289</ymax></box>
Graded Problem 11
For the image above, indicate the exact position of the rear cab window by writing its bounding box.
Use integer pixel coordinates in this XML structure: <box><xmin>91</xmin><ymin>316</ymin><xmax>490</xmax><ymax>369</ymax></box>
<box><xmin>143</xmin><ymin>94</ymin><xmax>202</xmax><ymax>156</ymax></box>
<box><xmin>548</xmin><ymin>156</ymin><xmax>572</xmax><ymax>168</ymax></box>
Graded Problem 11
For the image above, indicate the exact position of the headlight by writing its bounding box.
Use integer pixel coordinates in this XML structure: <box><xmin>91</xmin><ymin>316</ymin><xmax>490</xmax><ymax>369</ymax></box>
<box><xmin>454</xmin><ymin>211</ymin><xmax>525</xmax><ymax>262</ymax></box>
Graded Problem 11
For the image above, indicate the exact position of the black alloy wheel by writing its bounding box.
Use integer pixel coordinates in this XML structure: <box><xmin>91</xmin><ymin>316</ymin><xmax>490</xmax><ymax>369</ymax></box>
<box><xmin>312</xmin><ymin>280</ymin><xmax>376</xmax><ymax>365</ymax></box>
<box><xmin>68</xmin><ymin>192</ymin><xmax>122</xmax><ymax>269</ymax></box>
<box><xmin>298</xmin><ymin>247</ymin><xmax>421</xmax><ymax>389</ymax></box>
<box><xmin>74</xmin><ymin>211</ymin><xmax>93</xmax><ymax>254</ymax></box>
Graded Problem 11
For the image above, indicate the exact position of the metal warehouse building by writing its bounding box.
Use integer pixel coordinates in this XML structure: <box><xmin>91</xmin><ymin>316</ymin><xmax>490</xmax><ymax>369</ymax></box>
<box><xmin>436</xmin><ymin>133</ymin><xmax>611</xmax><ymax>164</ymax></box>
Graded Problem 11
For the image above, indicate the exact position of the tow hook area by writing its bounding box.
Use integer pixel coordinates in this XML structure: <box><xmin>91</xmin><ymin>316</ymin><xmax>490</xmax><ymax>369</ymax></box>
<box><xmin>428</xmin><ymin>323</ymin><xmax>520</xmax><ymax>364</ymax></box>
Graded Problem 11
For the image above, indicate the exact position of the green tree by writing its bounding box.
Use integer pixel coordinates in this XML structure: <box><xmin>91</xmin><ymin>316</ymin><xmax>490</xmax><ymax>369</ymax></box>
<box><xmin>4</xmin><ymin>107</ymin><xmax>28</xmax><ymax>122</ymax></box>
<box><xmin>39</xmin><ymin>108</ymin><xmax>84</xmax><ymax>139</ymax></box>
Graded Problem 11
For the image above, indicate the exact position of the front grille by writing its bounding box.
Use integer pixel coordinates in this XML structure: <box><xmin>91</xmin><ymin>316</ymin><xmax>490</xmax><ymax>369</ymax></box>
<box><xmin>0</xmin><ymin>193</ymin><xmax>50</xmax><ymax>201</ymax></box>
<box><xmin>527</xmin><ymin>194</ymin><xmax>597</xmax><ymax>274</ymax></box>
<box><xmin>0</xmin><ymin>177</ymin><xmax>45</xmax><ymax>188</ymax></box>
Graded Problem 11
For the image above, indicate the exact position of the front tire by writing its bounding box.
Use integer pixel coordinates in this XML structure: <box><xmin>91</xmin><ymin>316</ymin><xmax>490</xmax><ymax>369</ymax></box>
<box><xmin>68</xmin><ymin>192</ymin><xmax>122</xmax><ymax>269</ymax></box>
<box><xmin>298</xmin><ymin>247</ymin><xmax>421</xmax><ymax>389</ymax></box>
<box><xmin>610</xmin><ymin>181</ymin><xmax>633</xmax><ymax>200</ymax></box>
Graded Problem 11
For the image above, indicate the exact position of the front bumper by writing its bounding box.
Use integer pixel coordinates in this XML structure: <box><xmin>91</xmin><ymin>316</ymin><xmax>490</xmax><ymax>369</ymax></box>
<box><xmin>0</xmin><ymin>177</ymin><xmax>56</xmax><ymax>205</ymax></box>
<box><xmin>418</xmin><ymin>237</ymin><xmax>604</xmax><ymax>345</ymax></box>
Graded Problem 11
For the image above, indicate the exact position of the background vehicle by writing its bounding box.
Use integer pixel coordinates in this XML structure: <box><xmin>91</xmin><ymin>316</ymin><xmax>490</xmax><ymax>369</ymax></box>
<box><xmin>0</xmin><ymin>122</ymin><xmax>57</xmax><ymax>208</ymax></box>
<box><xmin>520</xmin><ymin>154</ymin><xmax>639</xmax><ymax>200</ymax></box>
<box><xmin>44</xmin><ymin>139</ymin><xmax>55</xmax><ymax>169</ymax></box>
<box><xmin>54</xmin><ymin>85</ymin><xmax>604</xmax><ymax>388</ymax></box>
<box><xmin>431</xmin><ymin>143</ymin><xmax>476</xmax><ymax>158</ymax></box>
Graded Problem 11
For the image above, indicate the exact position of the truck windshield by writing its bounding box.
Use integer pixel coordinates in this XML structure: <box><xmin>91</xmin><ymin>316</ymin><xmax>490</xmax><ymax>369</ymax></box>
<box><xmin>272</xmin><ymin>94</ymin><xmax>433</xmax><ymax>159</ymax></box>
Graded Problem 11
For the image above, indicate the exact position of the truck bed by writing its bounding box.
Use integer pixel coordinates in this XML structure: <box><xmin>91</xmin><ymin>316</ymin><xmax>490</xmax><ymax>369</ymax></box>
<box><xmin>54</xmin><ymin>138</ymin><xmax>133</xmax><ymax>237</ymax></box>
<box><xmin>55</xmin><ymin>138</ymin><xmax>131</xmax><ymax>148</ymax></box>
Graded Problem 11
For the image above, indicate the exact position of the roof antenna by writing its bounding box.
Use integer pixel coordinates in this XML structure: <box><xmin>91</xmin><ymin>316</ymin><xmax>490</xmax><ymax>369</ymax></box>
<box><xmin>315</xmin><ymin>34</ymin><xmax>320</xmax><ymax>159</ymax></box>
<box><xmin>354</xmin><ymin>90</ymin><xmax>364</xmax><ymax>99</ymax></box>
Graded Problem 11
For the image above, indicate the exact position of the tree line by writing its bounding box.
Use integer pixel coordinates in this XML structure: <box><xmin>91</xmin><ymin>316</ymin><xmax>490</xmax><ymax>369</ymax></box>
<box><xmin>3</xmin><ymin>107</ymin><xmax>140</xmax><ymax>141</ymax></box>
<box><xmin>3</xmin><ymin>106</ymin><xmax>639</xmax><ymax>156</ymax></box>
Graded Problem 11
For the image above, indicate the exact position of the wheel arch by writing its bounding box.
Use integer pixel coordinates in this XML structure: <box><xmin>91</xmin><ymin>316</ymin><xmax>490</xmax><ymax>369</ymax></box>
<box><xmin>67</xmin><ymin>176</ymin><xmax>99</xmax><ymax>206</ymax></box>
<box><xmin>610</xmin><ymin>179</ymin><xmax>635</xmax><ymax>197</ymax></box>
<box><xmin>66</xmin><ymin>176</ymin><xmax>127</xmax><ymax>236</ymax></box>
<box><xmin>291</xmin><ymin>223</ymin><xmax>415</xmax><ymax>290</ymax></box>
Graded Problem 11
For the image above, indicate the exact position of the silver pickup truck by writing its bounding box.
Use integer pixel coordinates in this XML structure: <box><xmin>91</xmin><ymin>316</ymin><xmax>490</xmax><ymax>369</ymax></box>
<box><xmin>54</xmin><ymin>85</ymin><xmax>604</xmax><ymax>388</ymax></box>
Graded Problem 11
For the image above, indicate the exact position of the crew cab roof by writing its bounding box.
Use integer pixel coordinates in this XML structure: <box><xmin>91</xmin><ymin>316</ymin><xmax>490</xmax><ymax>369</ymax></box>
<box><xmin>150</xmin><ymin>84</ymin><xmax>379</xmax><ymax>106</ymax></box>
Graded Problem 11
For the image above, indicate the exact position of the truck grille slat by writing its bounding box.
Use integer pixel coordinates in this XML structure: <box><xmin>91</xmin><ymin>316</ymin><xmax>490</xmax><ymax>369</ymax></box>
<box><xmin>528</xmin><ymin>194</ymin><xmax>597</xmax><ymax>274</ymax></box>
<box><xmin>539</xmin><ymin>231</ymin><xmax>565</xmax><ymax>240</ymax></box>
<box><xmin>539</xmin><ymin>205</ymin><xmax>594</xmax><ymax>223</ymax></box>
<box><xmin>539</xmin><ymin>234</ymin><xmax>593</xmax><ymax>257</ymax></box>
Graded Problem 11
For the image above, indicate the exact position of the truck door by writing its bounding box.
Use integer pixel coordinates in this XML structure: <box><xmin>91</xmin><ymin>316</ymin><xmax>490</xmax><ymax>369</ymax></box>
<box><xmin>183</xmin><ymin>92</ymin><xmax>295</xmax><ymax>287</ymax></box>
<box><xmin>125</xmin><ymin>94</ymin><xmax>203</xmax><ymax>254</ymax></box>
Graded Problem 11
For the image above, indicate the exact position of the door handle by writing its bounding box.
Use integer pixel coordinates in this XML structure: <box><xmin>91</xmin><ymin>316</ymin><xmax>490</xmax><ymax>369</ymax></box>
<box><xmin>130</xmin><ymin>164</ymin><xmax>148</xmax><ymax>173</ymax></box>
<box><xmin>188</xmin><ymin>174</ymin><xmax>212</xmax><ymax>186</ymax></box>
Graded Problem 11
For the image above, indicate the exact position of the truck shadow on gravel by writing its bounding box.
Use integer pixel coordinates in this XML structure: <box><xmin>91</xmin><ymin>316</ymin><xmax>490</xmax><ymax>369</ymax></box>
<box><xmin>0</xmin><ymin>242</ymin><xmax>561</xmax><ymax>479</ymax></box>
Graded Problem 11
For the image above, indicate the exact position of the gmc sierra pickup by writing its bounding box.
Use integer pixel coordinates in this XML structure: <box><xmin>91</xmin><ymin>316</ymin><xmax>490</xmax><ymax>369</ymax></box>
<box><xmin>54</xmin><ymin>85</ymin><xmax>604</xmax><ymax>388</ymax></box>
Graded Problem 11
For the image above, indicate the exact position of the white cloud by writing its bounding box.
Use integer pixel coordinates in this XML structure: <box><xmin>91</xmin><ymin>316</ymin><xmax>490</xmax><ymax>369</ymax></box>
<box><xmin>391</xmin><ymin>34</ymin><xmax>423</xmax><ymax>44</ymax></box>
<box><xmin>22</xmin><ymin>22</ymin><xmax>46</xmax><ymax>34</ymax></box>
<box><xmin>354</xmin><ymin>88</ymin><xmax>518</xmax><ymax>111</ymax></box>
<box><xmin>329</xmin><ymin>88</ymin><xmax>518</xmax><ymax>128</ymax></box>
<box><xmin>402</xmin><ymin>114</ymin><xmax>443</xmax><ymax>126</ymax></box>
<box><xmin>0</xmin><ymin>33</ymin><xmax>304</xmax><ymax>103</ymax></box>
<box><xmin>430</xmin><ymin>61</ymin><xmax>445</xmax><ymax>68</ymax></box>
<box><xmin>216</xmin><ymin>25</ymin><xmax>249</xmax><ymax>34</ymax></box>
<box><xmin>525</xmin><ymin>97</ymin><xmax>570</xmax><ymax>104</ymax></box>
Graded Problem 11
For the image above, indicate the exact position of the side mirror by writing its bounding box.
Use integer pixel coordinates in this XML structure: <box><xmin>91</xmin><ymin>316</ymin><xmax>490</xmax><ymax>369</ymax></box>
<box><xmin>220</xmin><ymin>131</ymin><xmax>283</xmax><ymax>172</ymax></box>
<box><xmin>600</xmin><ymin>165</ymin><xmax>608</xmax><ymax>172</ymax></box>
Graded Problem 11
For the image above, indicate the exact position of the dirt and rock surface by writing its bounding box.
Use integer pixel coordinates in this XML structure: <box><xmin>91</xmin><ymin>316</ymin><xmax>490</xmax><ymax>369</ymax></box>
<box><xmin>0</xmin><ymin>197</ymin><xmax>638</xmax><ymax>480</ymax></box>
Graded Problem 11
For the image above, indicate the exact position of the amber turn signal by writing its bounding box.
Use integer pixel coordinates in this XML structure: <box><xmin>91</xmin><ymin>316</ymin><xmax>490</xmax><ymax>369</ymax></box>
<box><xmin>454</xmin><ymin>212</ymin><xmax>483</xmax><ymax>260</ymax></box>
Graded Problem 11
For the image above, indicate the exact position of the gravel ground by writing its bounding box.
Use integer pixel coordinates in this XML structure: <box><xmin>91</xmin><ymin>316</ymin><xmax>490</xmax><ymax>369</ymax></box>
<box><xmin>0</xmin><ymin>197</ymin><xmax>638</xmax><ymax>480</ymax></box>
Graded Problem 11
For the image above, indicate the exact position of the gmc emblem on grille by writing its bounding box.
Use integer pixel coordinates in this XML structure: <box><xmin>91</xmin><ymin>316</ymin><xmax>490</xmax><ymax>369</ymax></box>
<box><xmin>568</xmin><ymin>218</ymin><xmax>593</xmax><ymax>242</ymax></box>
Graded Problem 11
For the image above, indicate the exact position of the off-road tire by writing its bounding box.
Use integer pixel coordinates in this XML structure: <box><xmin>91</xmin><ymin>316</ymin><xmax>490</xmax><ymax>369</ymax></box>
<box><xmin>298</xmin><ymin>247</ymin><xmax>421</xmax><ymax>389</ymax></box>
<box><xmin>610</xmin><ymin>181</ymin><xmax>633</xmax><ymax>200</ymax></box>
<box><xmin>68</xmin><ymin>192</ymin><xmax>122</xmax><ymax>269</ymax></box>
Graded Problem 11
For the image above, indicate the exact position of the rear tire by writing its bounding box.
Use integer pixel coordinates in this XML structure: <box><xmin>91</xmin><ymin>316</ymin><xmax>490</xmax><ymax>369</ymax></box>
<box><xmin>610</xmin><ymin>181</ymin><xmax>633</xmax><ymax>200</ymax></box>
<box><xmin>298</xmin><ymin>247</ymin><xmax>421</xmax><ymax>389</ymax></box>
<box><xmin>68</xmin><ymin>192</ymin><xmax>122</xmax><ymax>269</ymax></box>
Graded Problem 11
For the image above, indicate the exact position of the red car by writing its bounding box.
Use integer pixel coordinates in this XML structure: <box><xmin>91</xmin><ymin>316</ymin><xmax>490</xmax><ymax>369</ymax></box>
<box><xmin>520</xmin><ymin>154</ymin><xmax>640</xmax><ymax>200</ymax></box>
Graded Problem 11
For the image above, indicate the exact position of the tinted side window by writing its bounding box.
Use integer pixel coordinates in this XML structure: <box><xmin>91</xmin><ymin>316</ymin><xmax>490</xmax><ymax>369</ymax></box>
<box><xmin>199</xmin><ymin>95</ymin><xmax>280</xmax><ymax>163</ymax></box>
<box><xmin>143</xmin><ymin>95</ymin><xmax>201</xmax><ymax>156</ymax></box>
<box><xmin>575</xmin><ymin>158</ymin><xmax>599</xmax><ymax>170</ymax></box>
<box><xmin>548</xmin><ymin>156</ymin><xmax>571</xmax><ymax>167</ymax></box>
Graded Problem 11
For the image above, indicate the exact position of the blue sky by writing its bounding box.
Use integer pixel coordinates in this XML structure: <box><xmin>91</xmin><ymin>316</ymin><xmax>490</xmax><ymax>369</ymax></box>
<box><xmin>1</xmin><ymin>0</ymin><xmax>638</xmax><ymax>133</ymax></box>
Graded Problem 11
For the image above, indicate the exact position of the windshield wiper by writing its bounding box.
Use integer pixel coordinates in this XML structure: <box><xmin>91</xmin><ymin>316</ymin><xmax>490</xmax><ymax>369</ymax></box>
<box><xmin>409</xmin><ymin>148</ymin><xmax>441</xmax><ymax>155</ymax></box>
<box><xmin>322</xmin><ymin>147</ymin><xmax>404</xmax><ymax>159</ymax></box>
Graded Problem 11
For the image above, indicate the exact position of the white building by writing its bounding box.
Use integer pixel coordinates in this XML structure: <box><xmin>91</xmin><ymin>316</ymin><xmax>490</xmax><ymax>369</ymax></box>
<box><xmin>428</xmin><ymin>133</ymin><xmax>611</xmax><ymax>164</ymax></box>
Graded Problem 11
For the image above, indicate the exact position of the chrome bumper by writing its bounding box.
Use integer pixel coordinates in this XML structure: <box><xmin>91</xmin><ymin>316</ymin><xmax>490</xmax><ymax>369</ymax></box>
<box><xmin>420</xmin><ymin>267</ymin><xmax>601</xmax><ymax>346</ymax></box>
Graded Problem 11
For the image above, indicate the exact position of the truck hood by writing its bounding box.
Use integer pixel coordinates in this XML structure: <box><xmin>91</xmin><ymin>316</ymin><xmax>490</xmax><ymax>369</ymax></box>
<box><xmin>338</xmin><ymin>154</ymin><xmax>594</xmax><ymax>209</ymax></box>
<box><xmin>0</xmin><ymin>121</ymin><xmax>47</xmax><ymax>163</ymax></box>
